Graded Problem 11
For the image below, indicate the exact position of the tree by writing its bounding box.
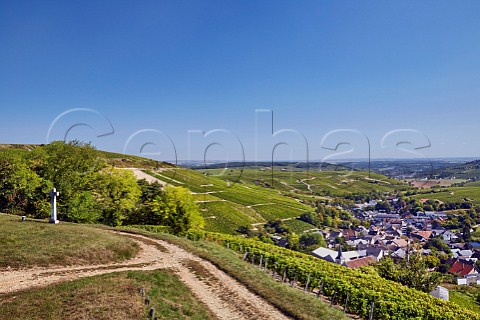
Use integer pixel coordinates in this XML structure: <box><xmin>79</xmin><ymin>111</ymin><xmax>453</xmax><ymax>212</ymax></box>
<box><xmin>0</xmin><ymin>156</ymin><xmax>50</xmax><ymax>215</ymax></box>
<box><xmin>264</xmin><ymin>219</ymin><xmax>289</xmax><ymax>234</ymax></box>
<box><xmin>374</xmin><ymin>252</ymin><xmax>443</xmax><ymax>293</ymax></box>
<box><xmin>286</xmin><ymin>232</ymin><xmax>300</xmax><ymax>251</ymax></box>
<box><xmin>146</xmin><ymin>185</ymin><xmax>204</xmax><ymax>234</ymax></box>
<box><xmin>299</xmin><ymin>232</ymin><xmax>326</xmax><ymax>250</ymax></box>
<box><xmin>96</xmin><ymin>168</ymin><xmax>141</xmax><ymax>226</ymax></box>
<box><xmin>63</xmin><ymin>191</ymin><xmax>101</xmax><ymax>223</ymax></box>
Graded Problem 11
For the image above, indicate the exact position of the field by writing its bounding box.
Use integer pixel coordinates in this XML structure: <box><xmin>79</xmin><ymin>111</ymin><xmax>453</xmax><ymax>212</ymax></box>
<box><xmin>0</xmin><ymin>214</ymin><xmax>138</xmax><ymax>268</ymax></box>
<box><xmin>449</xmin><ymin>290</ymin><xmax>480</xmax><ymax>314</ymax></box>
<box><xmin>146</xmin><ymin>168</ymin><xmax>315</xmax><ymax>234</ymax></box>
<box><xmin>409</xmin><ymin>187</ymin><xmax>480</xmax><ymax>206</ymax></box>
<box><xmin>143</xmin><ymin>167</ymin><xmax>410</xmax><ymax>234</ymax></box>
<box><xmin>0</xmin><ymin>270</ymin><xmax>215</xmax><ymax>320</ymax></box>
<box><xmin>407</xmin><ymin>179</ymin><xmax>467</xmax><ymax>188</ymax></box>
<box><xmin>203</xmin><ymin>168</ymin><xmax>410</xmax><ymax>197</ymax></box>
<box><xmin>283</xmin><ymin>218</ymin><xmax>318</xmax><ymax>233</ymax></box>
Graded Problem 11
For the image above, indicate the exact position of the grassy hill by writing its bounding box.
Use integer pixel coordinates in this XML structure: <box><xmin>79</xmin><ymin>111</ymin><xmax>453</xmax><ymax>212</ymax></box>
<box><xmin>0</xmin><ymin>143</ymin><xmax>174</xmax><ymax>170</ymax></box>
<box><xmin>146</xmin><ymin>168</ymin><xmax>314</xmax><ymax>234</ymax></box>
<box><xmin>433</xmin><ymin>159</ymin><xmax>480</xmax><ymax>179</ymax></box>
<box><xmin>0</xmin><ymin>214</ymin><xmax>138</xmax><ymax>268</ymax></box>
<box><xmin>0</xmin><ymin>143</ymin><xmax>408</xmax><ymax>234</ymax></box>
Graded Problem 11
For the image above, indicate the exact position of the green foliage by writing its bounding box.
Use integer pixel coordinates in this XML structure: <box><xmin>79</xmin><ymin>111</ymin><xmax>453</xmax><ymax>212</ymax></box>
<box><xmin>145</xmin><ymin>186</ymin><xmax>204</xmax><ymax>234</ymax></box>
<box><xmin>374</xmin><ymin>252</ymin><xmax>443</xmax><ymax>293</ymax></box>
<box><xmin>0</xmin><ymin>155</ymin><xmax>51</xmax><ymax>215</ymax></box>
<box><xmin>96</xmin><ymin>168</ymin><xmax>141</xmax><ymax>226</ymax></box>
<box><xmin>64</xmin><ymin>191</ymin><xmax>101</xmax><ymax>223</ymax></box>
<box><xmin>180</xmin><ymin>230</ymin><xmax>480</xmax><ymax>320</ymax></box>
<box><xmin>425</xmin><ymin>237</ymin><xmax>452</xmax><ymax>254</ymax></box>
<box><xmin>299</xmin><ymin>232</ymin><xmax>326</xmax><ymax>251</ymax></box>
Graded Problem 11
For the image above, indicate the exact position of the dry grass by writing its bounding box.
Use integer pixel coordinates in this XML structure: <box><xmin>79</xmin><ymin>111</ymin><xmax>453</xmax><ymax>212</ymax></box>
<box><xmin>0</xmin><ymin>270</ymin><xmax>216</xmax><ymax>319</ymax></box>
<box><xmin>0</xmin><ymin>214</ymin><xmax>138</xmax><ymax>268</ymax></box>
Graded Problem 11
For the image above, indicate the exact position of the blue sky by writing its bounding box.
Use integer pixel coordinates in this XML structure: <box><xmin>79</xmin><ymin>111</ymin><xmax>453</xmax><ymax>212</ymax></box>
<box><xmin>1</xmin><ymin>1</ymin><xmax>480</xmax><ymax>162</ymax></box>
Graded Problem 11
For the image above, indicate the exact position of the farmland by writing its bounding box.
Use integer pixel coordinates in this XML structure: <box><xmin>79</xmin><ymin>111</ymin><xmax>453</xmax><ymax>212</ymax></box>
<box><xmin>409</xmin><ymin>187</ymin><xmax>480</xmax><ymax>206</ymax></box>
<box><xmin>146</xmin><ymin>168</ymin><xmax>315</xmax><ymax>234</ymax></box>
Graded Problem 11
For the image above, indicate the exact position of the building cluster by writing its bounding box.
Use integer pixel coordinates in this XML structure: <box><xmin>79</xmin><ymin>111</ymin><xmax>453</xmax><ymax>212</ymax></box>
<box><xmin>310</xmin><ymin>197</ymin><xmax>480</xmax><ymax>286</ymax></box>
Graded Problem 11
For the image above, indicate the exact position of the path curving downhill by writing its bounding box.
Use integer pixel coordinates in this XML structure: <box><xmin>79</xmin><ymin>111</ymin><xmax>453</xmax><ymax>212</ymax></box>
<box><xmin>0</xmin><ymin>232</ymin><xmax>290</xmax><ymax>320</ymax></box>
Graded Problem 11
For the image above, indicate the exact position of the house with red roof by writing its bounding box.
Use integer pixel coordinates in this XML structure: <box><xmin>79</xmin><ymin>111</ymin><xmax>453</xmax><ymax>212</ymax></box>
<box><xmin>448</xmin><ymin>260</ymin><xmax>477</xmax><ymax>277</ymax></box>
<box><xmin>345</xmin><ymin>256</ymin><xmax>376</xmax><ymax>269</ymax></box>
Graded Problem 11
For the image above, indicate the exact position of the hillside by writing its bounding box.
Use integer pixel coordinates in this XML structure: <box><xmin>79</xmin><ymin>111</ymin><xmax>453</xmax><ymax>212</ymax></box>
<box><xmin>433</xmin><ymin>159</ymin><xmax>480</xmax><ymax>179</ymax></box>
<box><xmin>0</xmin><ymin>143</ymin><xmax>174</xmax><ymax>170</ymax></box>
<box><xmin>0</xmin><ymin>143</ymin><xmax>408</xmax><ymax>234</ymax></box>
<box><xmin>0</xmin><ymin>215</ymin><xmax>347</xmax><ymax>320</ymax></box>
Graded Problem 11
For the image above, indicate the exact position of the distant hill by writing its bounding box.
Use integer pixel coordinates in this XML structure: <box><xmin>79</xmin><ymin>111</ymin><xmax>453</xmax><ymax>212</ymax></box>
<box><xmin>432</xmin><ymin>159</ymin><xmax>480</xmax><ymax>180</ymax></box>
<box><xmin>0</xmin><ymin>143</ymin><xmax>175</xmax><ymax>170</ymax></box>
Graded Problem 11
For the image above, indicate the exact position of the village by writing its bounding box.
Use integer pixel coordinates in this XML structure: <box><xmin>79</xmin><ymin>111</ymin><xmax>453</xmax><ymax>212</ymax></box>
<box><xmin>269</xmin><ymin>195</ymin><xmax>480</xmax><ymax>301</ymax></box>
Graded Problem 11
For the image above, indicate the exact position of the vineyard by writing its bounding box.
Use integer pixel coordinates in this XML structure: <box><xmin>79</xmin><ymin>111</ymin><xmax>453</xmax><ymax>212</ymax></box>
<box><xmin>147</xmin><ymin>228</ymin><xmax>480</xmax><ymax>320</ymax></box>
<box><xmin>145</xmin><ymin>169</ymin><xmax>314</xmax><ymax>233</ymax></box>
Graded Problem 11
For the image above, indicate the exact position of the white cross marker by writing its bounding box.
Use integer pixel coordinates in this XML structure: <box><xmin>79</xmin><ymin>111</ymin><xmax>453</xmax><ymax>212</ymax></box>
<box><xmin>49</xmin><ymin>188</ymin><xmax>60</xmax><ymax>224</ymax></box>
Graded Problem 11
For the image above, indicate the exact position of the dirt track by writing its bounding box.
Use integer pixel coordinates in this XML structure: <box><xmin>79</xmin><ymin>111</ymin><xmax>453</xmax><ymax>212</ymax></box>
<box><xmin>0</xmin><ymin>232</ymin><xmax>290</xmax><ymax>320</ymax></box>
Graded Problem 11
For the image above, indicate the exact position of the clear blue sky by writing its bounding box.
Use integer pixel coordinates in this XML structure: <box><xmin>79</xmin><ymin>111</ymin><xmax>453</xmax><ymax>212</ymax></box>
<box><xmin>1</xmin><ymin>1</ymin><xmax>480</xmax><ymax>162</ymax></box>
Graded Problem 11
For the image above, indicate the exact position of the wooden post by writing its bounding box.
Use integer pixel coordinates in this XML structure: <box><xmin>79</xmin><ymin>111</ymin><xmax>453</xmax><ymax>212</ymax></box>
<box><xmin>251</xmin><ymin>253</ymin><xmax>255</xmax><ymax>264</ymax></box>
<box><xmin>344</xmin><ymin>293</ymin><xmax>349</xmax><ymax>313</ymax></box>
<box><xmin>304</xmin><ymin>274</ymin><xmax>310</xmax><ymax>293</ymax></box>
<box><xmin>282</xmin><ymin>267</ymin><xmax>287</xmax><ymax>283</ymax></box>
<box><xmin>227</xmin><ymin>242</ymin><xmax>230</xmax><ymax>249</ymax></box>
<box><xmin>369</xmin><ymin>301</ymin><xmax>375</xmax><ymax>320</ymax></box>
<box><xmin>243</xmin><ymin>252</ymin><xmax>249</xmax><ymax>260</ymax></box>
<box><xmin>272</xmin><ymin>262</ymin><xmax>277</xmax><ymax>277</ymax></box>
<box><xmin>240</xmin><ymin>244</ymin><xmax>243</xmax><ymax>253</ymax></box>
<box><xmin>264</xmin><ymin>258</ymin><xmax>268</xmax><ymax>272</ymax></box>
<box><xmin>139</xmin><ymin>288</ymin><xmax>145</xmax><ymax>296</ymax></box>
<box><xmin>331</xmin><ymin>290</ymin><xmax>337</xmax><ymax>306</ymax></box>
<box><xmin>259</xmin><ymin>255</ymin><xmax>263</xmax><ymax>269</ymax></box>
<box><xmin>291</xmin><ymin>270</ymin><xmax>297</xmax><ymax>288</ymax></box>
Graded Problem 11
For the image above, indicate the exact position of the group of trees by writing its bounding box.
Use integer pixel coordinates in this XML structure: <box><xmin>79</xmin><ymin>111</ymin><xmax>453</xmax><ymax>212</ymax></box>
<box><xmin>374</xmin><ymin>252</ymin><xmax>443</xmax><ymax>293</ymax></box>
<box><xmin>0</xmin><ymin>142</ymin><xmax>203</xmax><ymax>233</ymax></box>
<box><xmin>299</xmin><ymin>204</ymin><xmax>362</xmax><ymax>230</ymax></box>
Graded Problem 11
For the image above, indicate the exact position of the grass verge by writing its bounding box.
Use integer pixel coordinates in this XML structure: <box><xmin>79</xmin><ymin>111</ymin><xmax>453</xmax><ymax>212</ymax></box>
<box><xmin>0</xmin><ymin>269</ymin><xmax>216</xmax><ymax>320</ymax></box>
<box><xmin>0</xmin><ymin>213</ymin><xmax>138</xmax><ymax>268</ymax></box>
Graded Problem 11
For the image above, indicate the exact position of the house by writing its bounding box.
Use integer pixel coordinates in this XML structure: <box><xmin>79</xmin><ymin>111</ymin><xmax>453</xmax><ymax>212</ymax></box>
<box><xmin>365</xmin><ymin>247</ymin><xmax>385</xmax><ymax>261</ymax></box>
<box><xmin>448</xmin><ymin>260</ymin><xmax>477</xmax><ymax>277</ymax></box>
<box><xmin>430</xmin><ymin>286</ymin><xmax>449</xmax><ymax>301</ymax></box>
<box><xmin>345</xmin><ymin>256</ymin><xmax>376</xmax><ymax>269</ymax></box>
<box><xmin>391</xmin><ymin>238</ymin><xmax>408</xmax><ymax>249</ymax></box>
<box><xmin>342</xmin><ymin>229</ymin><xmax>356</xmax><ymax>240</ymax></box>
<box><xmin>455</xmin><ymin>250</ymin><xmax>474</xmax><ymax>259</ymax></box>
<box><xmin>442</xmin><ymin>231</ymin><xmax>459</xmax><ymax>243</ymax></box>
<box><xmin>328</xmin><ymin>231</ymin><xmax>343</xmax><ymax>242</ymax></box>
<box><xmin>391</xmin><ymin>248</ymin><xmax>407</xmax><ymax>259</ymax></box>
<box><xmin>468</xmin><ymin>242</ymin><xmax>480</xmax><ymax>250</ymax></box>
<box><xmin>411</xmin><ymin>230</ymin><xmax>433</xmax><ymax>242</ymax></box>
<box><xmin>311</xmin><ymin>247</ymin><xmax>338</xmax><ymax>262</ymax></box>
<box><xmin>312</xmin><ymin>246</ymin><xmax>359</xmax><ymax>264</ymax></box>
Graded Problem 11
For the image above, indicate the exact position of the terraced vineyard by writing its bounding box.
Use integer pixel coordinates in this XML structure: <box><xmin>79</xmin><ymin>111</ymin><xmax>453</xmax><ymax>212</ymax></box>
<box><xmin>203</xmin><ymin>168</ymin><xmax>410</xmax><ymax>197</ymax></box>
<box><xmin>145</xmin><ymin>169</ymin><xmax>314</xmax><ymax>234</ymax></box>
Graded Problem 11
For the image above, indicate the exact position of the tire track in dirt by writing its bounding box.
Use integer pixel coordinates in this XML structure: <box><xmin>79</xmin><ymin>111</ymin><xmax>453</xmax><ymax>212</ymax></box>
<box><xmin>0</xmin><ymin>232</ymin><xmax>290</xmax><ymax>320</ymax></box>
